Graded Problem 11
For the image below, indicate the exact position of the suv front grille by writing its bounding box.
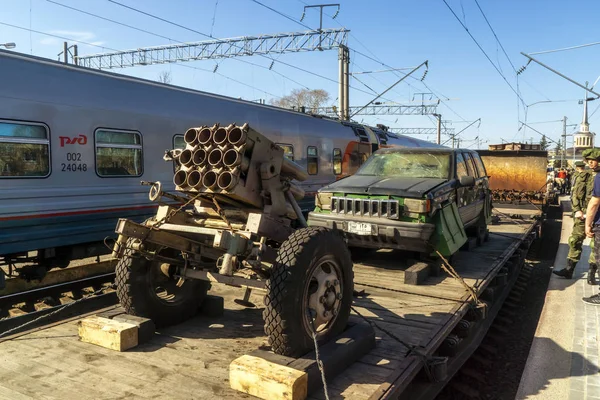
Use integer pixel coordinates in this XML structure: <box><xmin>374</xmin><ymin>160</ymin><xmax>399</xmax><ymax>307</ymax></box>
<box><xmin>331</xmin><ymin>197</ymin><xmax>399</xmax><ymax>219</ymax></box>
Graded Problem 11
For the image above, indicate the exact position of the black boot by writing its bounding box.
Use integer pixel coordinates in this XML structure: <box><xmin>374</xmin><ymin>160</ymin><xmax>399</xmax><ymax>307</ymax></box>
<box><xmin>553</xmin><ymin>259</ymin><xmax>575</xmax><ymax>279</ymax></box>
<box><xmin>590</xmin><ymin>263</ymin><xmax>598</xmax><ymax>285</ymax></box>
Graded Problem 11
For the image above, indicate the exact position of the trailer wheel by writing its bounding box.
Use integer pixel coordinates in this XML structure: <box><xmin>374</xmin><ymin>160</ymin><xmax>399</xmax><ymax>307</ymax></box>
<box><xmin>263</xmin><ymin>227</ymin><xmax>353</xmax><ymax>357</ymax></box>
<box><xmin>115</xmin><ymin>239</ymin><xmax>210</xmax><ymax>327</ymax></box>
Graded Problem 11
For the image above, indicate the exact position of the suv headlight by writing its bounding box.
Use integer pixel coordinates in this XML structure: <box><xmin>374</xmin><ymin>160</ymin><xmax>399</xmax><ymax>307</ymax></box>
<box><xmin>403</xmin><ymin>198</ymin><xmax>431</xmax><ymax>214</ymax></box>
<box><xmin>315</xmin><ymin>192</ymin><xmax>333</xmax><ymax>210</ymax></box>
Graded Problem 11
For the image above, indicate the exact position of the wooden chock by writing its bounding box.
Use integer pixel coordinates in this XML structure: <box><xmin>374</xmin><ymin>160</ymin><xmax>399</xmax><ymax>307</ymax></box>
<box><xmin>230</xmin><ymin>354</ymin><xmax>308</xmax><ymax>400</ymax></box>
<box><xmin>78</xmin><ymin>316</ymin><xmax>138</xmax><ymax>351</ymax></box>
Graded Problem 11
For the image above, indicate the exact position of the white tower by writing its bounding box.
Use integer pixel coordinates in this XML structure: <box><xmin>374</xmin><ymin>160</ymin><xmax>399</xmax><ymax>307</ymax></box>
<box><xmin>574</xmin><ymin>96</ymin><xmax>594</xmax><ymax>149</ymax></box>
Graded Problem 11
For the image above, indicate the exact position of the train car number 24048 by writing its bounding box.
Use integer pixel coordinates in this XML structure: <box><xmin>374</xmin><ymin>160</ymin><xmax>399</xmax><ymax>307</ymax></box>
<box><xmin>61</xmin><ymin>153</ymin><xmax>87</xmax><ymax>172</ymax></box>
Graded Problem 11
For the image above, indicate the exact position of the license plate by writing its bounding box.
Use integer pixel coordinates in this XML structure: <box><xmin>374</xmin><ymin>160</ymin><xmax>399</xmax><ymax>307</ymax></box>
<box><xmin>347</xmin><ymin>221</ymin><xmax>373</xmax><ymax>235</ymax></box>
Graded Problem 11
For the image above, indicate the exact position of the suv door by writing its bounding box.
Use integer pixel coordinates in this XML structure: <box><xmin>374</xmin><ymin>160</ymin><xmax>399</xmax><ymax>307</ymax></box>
<box><xmin>463</xmin><ymin>152</ymin><xmax>484</xmax><ymax>223</ymax></box>
<box><xmin>471</xmin><ymin>152</ymin><xmax>492</xmax><ymax>221</ymax></box>
<box><xmin>456</xmin><ymin>152</ymin><xmax>475</xmax><ymax>224</ymax></box>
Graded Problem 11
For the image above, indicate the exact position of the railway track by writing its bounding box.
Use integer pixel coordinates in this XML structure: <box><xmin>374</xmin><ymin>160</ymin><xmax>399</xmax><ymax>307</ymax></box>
<box><xmin>0</xmin><ymin>268</ymin><xmax>118</xmax><ymax>339</ymax></box>
<box><xmin>436</xmin><ymin>217</ymin><xmax>561</xmax><ymax>399</ymax></box>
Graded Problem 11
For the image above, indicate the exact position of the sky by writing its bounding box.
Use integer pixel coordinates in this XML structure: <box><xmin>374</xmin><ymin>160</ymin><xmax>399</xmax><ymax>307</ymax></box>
<box><xmin>2</xmin><ymin>0</ymin><xmax>600</xmax><ymax>148</ymax></box>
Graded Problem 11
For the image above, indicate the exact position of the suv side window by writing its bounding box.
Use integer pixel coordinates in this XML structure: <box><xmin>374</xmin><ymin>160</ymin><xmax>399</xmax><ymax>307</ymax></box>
<box><xmin>472</xmin><ymin>153</ymin><xmax>487</xmax><ymax>177</ymax></box>
<box><xmin>463</xmin><ymin>152</ymin><xmax>478</xmax><ymax>177</ymax></box>
<box><xmin>456</xmin><ymin>153</ymin><xmax>468</xmax><ymax>179</ymax></box>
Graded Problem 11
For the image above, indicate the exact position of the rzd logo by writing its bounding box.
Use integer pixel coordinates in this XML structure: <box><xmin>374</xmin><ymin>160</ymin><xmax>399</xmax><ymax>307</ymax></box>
<box><xmin>59</xmin><ymin>135</ymin><xmax>87</xmax><ymax>147</ymax></box>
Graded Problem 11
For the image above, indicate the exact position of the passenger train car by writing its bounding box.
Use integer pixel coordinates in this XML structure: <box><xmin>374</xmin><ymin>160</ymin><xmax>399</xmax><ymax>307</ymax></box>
<box><xmin>0</xmin><ymin>50</ymin><xmax>438</xmax><ymax>279</ymax></box>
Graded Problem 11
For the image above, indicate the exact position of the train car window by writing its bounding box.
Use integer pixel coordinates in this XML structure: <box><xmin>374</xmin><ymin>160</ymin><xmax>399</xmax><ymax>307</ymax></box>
<box><xmin>173</xmin><ymin>135</ymin><xmax>185</xmax><ymax>150</ymax></box>
<box><xmin>333</xmin><ymin>148</ymin><xmax>342</xmax><ymax>175</ymax></box>
<box><xmin>277</xmin><ymin>144</ymin><xmax>294</xmax><ymax>161</ymax></box>
<box><xmin>307</xmin><ymin>146</ymin><xmax>318</xmax><ymax>175</ymax></box>
<box><xmin>473</xmin><ymin>153</ymin><xmax>487</xmax><ymax>177</ymax></box>
<box><xmin>95</xmin><ymin>129</ymin><xmax>143</xmax><ymax>177</ymax></box>
<box><xmin>0</xmin><ymin>120</ymin><xmax>50</xmax><ymax>178</ymax></box>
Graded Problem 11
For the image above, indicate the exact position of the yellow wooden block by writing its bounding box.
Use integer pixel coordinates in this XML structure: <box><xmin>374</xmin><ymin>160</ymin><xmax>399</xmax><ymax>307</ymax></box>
<box><xmin>78</xmin><ymin>316</ymin><xmax>138</xmax><ymax>351</ymax></box>
<box><xmin>230</xmin><ymin>355</ymin><xmax>308</xmax><ymax>400</ymax></box>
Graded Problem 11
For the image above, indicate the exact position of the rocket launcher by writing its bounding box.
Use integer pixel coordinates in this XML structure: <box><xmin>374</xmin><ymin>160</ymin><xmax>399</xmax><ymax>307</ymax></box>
<box><xmin>169</xmin><ymin>123</ymin><xmax>307</xmax><ymax>219</ymax></box>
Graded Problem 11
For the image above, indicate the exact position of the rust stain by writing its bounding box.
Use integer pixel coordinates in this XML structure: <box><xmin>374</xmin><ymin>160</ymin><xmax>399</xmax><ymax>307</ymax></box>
<box><xmin>480</xmin><ymin>155</ymin><xmax>547</xmax><ymax>191</ymax></box>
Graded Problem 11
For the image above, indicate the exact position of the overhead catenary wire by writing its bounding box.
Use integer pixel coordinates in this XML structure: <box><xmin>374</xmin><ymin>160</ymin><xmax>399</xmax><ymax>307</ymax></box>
<box><xmin>297</xmin><ymin>0</ymin><xmax>468</xmax><ymax>121</ymax></box>
<box><xmin>441</xmin><ymin>0</ymin><xmax>525</xmax><ymax>108</ymax></box>
<box><xmin>46</xmin><ymin>0</ymin><xmax>311</xmax><ymax>91</ymax></box>
<box><xmin>102</xmin><ymin>0</ymin><xmax>401</xmax><ymax>103</ymax></box>
<box><xmin>529</xmin><ymin>40</ymin><xmax>600</xmax><ymax>55</ymax></box>
<box><xmin>0</xmin><ymin>20</ymin><xmax>283</xmax><ymax>100</ymax></box>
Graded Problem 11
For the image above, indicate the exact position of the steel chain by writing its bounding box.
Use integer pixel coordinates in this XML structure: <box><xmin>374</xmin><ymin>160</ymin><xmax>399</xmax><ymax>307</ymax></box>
<box><xmin>307</xmin><ymin>310</ymin><xmax>330</xmax><ymax>400</ymax></box>
<box><xmin>0</xmin><ymin>285</ymin><xmax>111</xmax><ymax>339</ymax></box>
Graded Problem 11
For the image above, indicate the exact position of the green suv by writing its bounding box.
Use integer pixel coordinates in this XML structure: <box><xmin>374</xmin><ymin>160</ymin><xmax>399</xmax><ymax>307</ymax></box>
<box><xmin>307</xmin><ymin>148</ymin><xmax>492</xmax><ymax>257</ymax></box>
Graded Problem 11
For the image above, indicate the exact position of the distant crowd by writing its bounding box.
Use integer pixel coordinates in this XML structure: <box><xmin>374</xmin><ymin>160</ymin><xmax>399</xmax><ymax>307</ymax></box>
<box><xmin>548</xmin><ymin>167</ymin><xmax>573</xmax><ymax>195</ymax></box>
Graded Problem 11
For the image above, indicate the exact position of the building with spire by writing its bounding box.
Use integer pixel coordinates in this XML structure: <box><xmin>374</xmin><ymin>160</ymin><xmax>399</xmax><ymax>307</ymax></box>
<box><xmin>574</xmin><ymin>96</ymin><xmax>594</xmax><ymax>149</ymax></box>
<box><xmin>551</xmin><ymin>96</ymin><xmax>596</xmax><ymax>167</ymax></box>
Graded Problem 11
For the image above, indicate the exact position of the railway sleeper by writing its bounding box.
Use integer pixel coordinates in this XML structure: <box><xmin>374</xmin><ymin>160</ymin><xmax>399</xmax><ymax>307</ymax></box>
<box><xmin>450</xmin><ymin>381</ymin><xmax>480</xmax><ymax>398</ymax></box>
<box><xmin>459</xmin><ymin>367</ymin><xmax>487</xmax><ymax>384</ymax></box>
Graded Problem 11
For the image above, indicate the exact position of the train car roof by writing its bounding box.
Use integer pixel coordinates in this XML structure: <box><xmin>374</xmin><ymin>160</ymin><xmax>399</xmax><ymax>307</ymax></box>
<box><xmin>0</xmin><ymin>49</ymin><xmax>389</xmax><ymax>134</ymax></box>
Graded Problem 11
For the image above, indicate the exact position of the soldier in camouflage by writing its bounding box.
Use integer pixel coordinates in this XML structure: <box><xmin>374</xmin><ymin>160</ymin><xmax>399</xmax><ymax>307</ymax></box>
<box><xmin>554</xmin><ymin>148</ymin><xmax>600</xmax><ymax>282</ymax></box>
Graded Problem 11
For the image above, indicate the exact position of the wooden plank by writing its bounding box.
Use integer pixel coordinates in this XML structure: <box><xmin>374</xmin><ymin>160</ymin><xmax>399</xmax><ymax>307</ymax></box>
<box><xmin>350</xmin><ymin>304</ymin><xmax>440</xmax><ymax>330</ymax></box>
<box><xmin>230</xmin><ymin>355</ymin><xmax>308</xmax><ymax>400</ymax></box>
<box><xmin>14</xmin><ymin>330</ymin><xmax>230</xmax><ymax>398</ymax></box>
<box><xmin>0</xmin><ymin>341</ymin><xmax>150</xmax><ymax>398</ymax></box>
<box><xmin>78</xmin><ymin>316</ymin><xmax>138</xmax><ymax>351</ymax></box>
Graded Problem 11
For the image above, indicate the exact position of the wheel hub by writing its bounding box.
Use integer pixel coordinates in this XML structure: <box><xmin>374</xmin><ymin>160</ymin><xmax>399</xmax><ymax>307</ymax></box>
<box><xmin>306</xmin><ymin>262</ymin><xmax>343</xmax><ymax>333</ymax></box>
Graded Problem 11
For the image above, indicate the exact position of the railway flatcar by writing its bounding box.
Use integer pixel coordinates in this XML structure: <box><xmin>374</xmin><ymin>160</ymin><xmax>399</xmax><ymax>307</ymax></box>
<box><xmin>0</xmin><ymin>49</ymin><xmax>438</xmax><ymax>281</ymax></box>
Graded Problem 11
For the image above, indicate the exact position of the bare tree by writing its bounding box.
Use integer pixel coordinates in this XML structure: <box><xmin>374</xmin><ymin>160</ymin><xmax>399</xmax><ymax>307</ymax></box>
<box><xmin>270</xmin><ymin>89</ymin><xmax>331</xmax><ymax>112</ymax></box>
<box><xmin>158</xmin><ymin>70</ymin><xmax>172</xmax><ymax>84</ymax></box>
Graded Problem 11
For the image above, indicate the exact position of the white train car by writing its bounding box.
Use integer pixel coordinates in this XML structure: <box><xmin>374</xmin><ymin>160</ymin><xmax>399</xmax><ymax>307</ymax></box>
<box><xmin>0</xmin><ymin>50</ymin><xmax>438</xmax><ymax>278</ymax></box>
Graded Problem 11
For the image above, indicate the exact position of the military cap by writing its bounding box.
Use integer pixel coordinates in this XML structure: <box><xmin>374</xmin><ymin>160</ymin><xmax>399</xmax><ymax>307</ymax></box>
<box><xmin>583</xmin><ymin>148</ymin><xmax>600</xmax><ymax>160</ymax></box>
<box><xmin>575</xmin><ymin>161</ymin><xmax>586</xmax><ymax>167</ymax></box>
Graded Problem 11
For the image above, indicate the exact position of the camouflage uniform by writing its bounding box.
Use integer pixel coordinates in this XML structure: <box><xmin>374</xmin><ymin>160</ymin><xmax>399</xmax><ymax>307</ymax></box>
<box><xmin>568</xmin><ymin>165</ymin><xmax>594</xmax><ymax>262</ymax></box>
<box><xmin>555</xmin><ymin>148</ymin><xmax>600</xmax><ymax>281</ymax></box>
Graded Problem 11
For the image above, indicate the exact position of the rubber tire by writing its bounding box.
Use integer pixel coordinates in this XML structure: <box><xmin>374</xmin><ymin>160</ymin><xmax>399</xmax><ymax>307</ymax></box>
<box><xmin>263</xmin><ymin>227</ymin><xmax>354</xmax><ymax>357</ymax></box>
<box><xmin>115</xmin><ymin>240</ymin><xmax>210</xmax><ymax>327</ymax></box>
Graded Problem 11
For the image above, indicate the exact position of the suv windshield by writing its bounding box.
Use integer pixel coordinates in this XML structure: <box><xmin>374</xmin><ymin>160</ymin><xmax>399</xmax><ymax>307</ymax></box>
<box><xmin>356</xmin><ymin>151</ymin><xmax>451</xmax><ymax>179</ymax></box>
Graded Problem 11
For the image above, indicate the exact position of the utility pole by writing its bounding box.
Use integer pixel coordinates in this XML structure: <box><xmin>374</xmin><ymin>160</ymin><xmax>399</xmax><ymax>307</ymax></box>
<box><xmin>338</xmin><ymin>44</ymin><xmax>350</xmax><ymax>120</ymax></box>
<box><xmin>434</xmin><ymin>113</ymin><xmax>442</xmax><ymax>145</ymax></box>
<box><xmin>301</xmin><ymin>3</ymin><xmax>340</xmax><ymax>50</ymax></box>
<box><xmin>562</xmin><ymin>116</ymin><xmax>567</xmax><ymax>168</ymax></box>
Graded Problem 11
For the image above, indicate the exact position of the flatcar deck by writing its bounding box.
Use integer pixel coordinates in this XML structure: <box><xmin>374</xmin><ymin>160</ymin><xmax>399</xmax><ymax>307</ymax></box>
<box><xmin>0</xmin><ymin>216</ymin><xmax>538</xmax><ymax>400</ymax></box>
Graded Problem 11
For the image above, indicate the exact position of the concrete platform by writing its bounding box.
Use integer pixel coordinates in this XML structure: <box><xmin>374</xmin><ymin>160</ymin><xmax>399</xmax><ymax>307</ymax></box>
<box><xmin>517</xmin><ymin>204</ymin><xmax>600</xmax><ymax>399</ymax></box>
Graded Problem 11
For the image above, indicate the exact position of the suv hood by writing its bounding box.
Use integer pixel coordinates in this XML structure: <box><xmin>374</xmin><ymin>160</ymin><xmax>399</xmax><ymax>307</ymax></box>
<box><xmin>321</xmin><ymin>175</ymin><xmax>448</xmax><ymax>197</ymax></box>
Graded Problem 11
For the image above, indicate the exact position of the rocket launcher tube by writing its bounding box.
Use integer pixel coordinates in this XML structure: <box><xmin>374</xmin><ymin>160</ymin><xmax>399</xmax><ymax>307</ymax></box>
<box><xmin>217</xmin><ymin>170</ymin><xmax>239</xmax><ymax>191</ymax></box>
<box><xmin>184</xmin><ymin>128</ymin><xmax>200</xmax><ymax>145</ymax></box>
<box><xmin>227</xmin><ymin>126</ymin><xmax>246</xmax><ymax>146</ymax></box>
<box><xmin>186</xmin><ymin>170</ymin><xmax>203</xmax><ymax>189</ymax></box>
<box><xmin>208</xmin><ymin>148</ymin><xmax>224</xmax><ymax>167</ymax></box>
<box><xmin>193</xmin><ymin>148</ymin><xmax>207</xmax><ymax>166</ymax></box>
<box><xmin>202</xmin><ymin>170</ymin><xmax>219</xmax><ymax>189</ymax></box>
<box><xmin>213</xmin><ymin>127</ymin><xmax>228</xmax><ymax>147</ymax></box>
<box><xmin>179</xmin><ymin>149</ymin><xmax>194</xmax><ymax>167</ymax></box>
<box><xmin>223</xmin><ymin>148</ymin><xmax>250</xmax><ymax>172</ymax></box>
<box><xmin>198</xmin><ymin>127</ymin><xmax>213</xmax><ymax>145</ymax></box>
<box><xmin>173</xmin><ymin>169</ymin><xmax>188</xmax><ymax>188</ymax></box>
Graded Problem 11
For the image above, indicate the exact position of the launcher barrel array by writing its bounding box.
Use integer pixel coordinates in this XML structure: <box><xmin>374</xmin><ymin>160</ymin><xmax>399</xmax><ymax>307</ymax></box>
<box><xmin>171</xmin><ymin>123</ymin><xmax>306</xmax><ymax>210</ymax></box>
